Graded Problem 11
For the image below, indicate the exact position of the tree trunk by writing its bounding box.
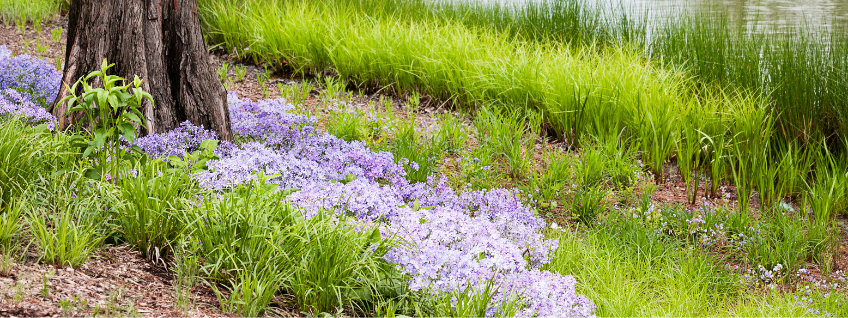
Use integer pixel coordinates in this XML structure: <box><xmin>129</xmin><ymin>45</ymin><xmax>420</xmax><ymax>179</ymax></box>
<box><xmin>50</xmin><ymin>0</ymin><xmax>232</xmax><ymax>140</ymax></box>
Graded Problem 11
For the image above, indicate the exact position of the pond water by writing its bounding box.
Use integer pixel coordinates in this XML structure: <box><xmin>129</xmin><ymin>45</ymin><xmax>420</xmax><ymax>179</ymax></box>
<box><xmin>476</xmin><ymin>0</ymin><xmax>848</xmax><ymax>31</ymax></box>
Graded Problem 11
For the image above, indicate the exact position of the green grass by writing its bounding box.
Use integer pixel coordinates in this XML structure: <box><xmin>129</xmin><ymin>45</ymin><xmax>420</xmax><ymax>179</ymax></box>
<box><xmin>652</xmin><ymin>14</ymin><xmax>848</xmax><ymax>147</ymax></box>
<box><xmin>545</xmin><ymin>221</ymin><xmax>817</xmax><ymax>316</ymax></box>
<box><xmin>389</xmin><ymin>116</ymin><xmax>444</xmax><ymax>183</ymax></box>
<box><xmin>116</xmin><ymin>160</ymin><xmax>200</xmax><ymax>262</ymax></box>
<box><xmin>0</xmin><ymin>119</ymin><xmax>56</xmax><ymax>207</ymax></box>
<box><xmin>25</xmin><ymin>174</ymin><xmax>108</xmax><ymax>268</ymax></box>
<box><xmin>302</xmin><ymin>0</ymin><xmax>848</xmax><ymax>151</ymax></box>
<box><xmin>198</xmin><ymin>0</ymin><xmax>848</xmax><ymax>164</ymax></box>
<box><xmin>199</xmin><ymin>0</ymin><xmax>688</xmax><ymax>154</ymax></box>
<box><xmin>0</xmin><ymin>0</ymin><xmax>61</xmax><ymax>25</ymax></box>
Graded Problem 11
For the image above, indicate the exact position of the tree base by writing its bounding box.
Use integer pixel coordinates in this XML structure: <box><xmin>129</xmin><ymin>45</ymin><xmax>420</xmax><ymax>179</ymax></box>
<box><xmin>51</xmin><ymin>0</ymin><xmax>232</xmax><ymax>140</ymax></box>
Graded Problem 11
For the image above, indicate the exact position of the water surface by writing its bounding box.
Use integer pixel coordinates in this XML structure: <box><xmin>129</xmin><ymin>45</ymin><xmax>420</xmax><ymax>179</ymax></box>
<box><xmin>476</xmin><ymin>0</ymin><xmax>848</xmax><ymax>31</ymax></box>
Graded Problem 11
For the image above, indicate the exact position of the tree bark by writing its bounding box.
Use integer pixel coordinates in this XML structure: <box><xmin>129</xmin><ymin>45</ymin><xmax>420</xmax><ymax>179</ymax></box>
<box><xmin>50</xmin><ymin>0</ymin><xmax>232</xmax><ymax>140</ymax></box>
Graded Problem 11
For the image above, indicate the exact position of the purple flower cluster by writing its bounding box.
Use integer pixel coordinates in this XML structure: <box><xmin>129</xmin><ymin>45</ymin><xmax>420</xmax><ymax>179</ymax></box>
<box><xmin>0</xmin><ymin>88</ymin><xmax>56</xmax><ymax>130</ymax></box>
<box><xmin>134</xmin><ymin>121</ymin><xmax>222</xmax><ymax>158</ymax></box>
<box><xmin>0</xmin><ymin>45</ymin><xmax>62</xmax><ymax>107</ymax></box>
<box><xmin>134</xmin><ymin>92</ymin><xmax>594</xmax><ymax>317</ymax></box>
<box><xmin>228</xmin><ymin>93</ymin><xmax>316</xmax><ymax>148</ymax></box>
<box><xmin>193</xmin><ymin>93</ymin><xmax>407</xmax><ymax>190</ymax></box>
<box><xmin>0</xmin><ymin>46</ymin><xmax>59</xmax><ymax>129</ymax></box>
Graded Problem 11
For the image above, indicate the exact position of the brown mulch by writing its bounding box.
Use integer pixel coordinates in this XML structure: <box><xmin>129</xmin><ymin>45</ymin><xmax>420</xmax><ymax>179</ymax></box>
<box><xmin>0</xmin><ymin>245</ymin><xmax>226</xmax><ymax>317</ymax></box>
<box><xmin>0</xmin><ymin>18</ymin><xmax>67</xmax><ymax>61</ymax></box>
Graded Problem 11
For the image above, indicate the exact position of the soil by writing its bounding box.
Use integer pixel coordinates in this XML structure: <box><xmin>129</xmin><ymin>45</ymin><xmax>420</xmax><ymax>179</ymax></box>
<box><xmin>3</xmin><ymin>13</ymin><xmax>848</xmax><ymax>317</ymax></box>
<box><xmin>0</xmin><ymin>18</ymin><xmax>67</xmax><ymax>63</ymax></box>
<box><xmin>0</xmin><ymin>245</ymin><xmax>224</xmax><ymax>317</ymax></box>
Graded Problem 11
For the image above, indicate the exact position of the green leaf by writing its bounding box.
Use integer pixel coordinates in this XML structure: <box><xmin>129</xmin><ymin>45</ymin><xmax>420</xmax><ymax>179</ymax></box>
<box><xmin>51</xmin><ymin>169</ymin><xmax>70</xmax><ymax>177</ymax></box>
<box><xmin>93</xmin><ymin>128</ymin><xmax>107</xmax><ymax>148</ymax></box>
<box><xmin>118</xmin><ymin>90</ymin><xmax>132</xmax><ymax>101</ymax></box>
<box><xmin>68</xmin><ymin>104</ymin><xmax>87</xmax><ymax>113</ymax></box>
<box><xmin>82</xmin><ymin>146</ymin><xmax>94</xmax><ymax>158</ymax></box>
<box><xmin>32</xmin><ymin>124</ymin><xmax>50</xmax><ymax>134</ymax></box>
<box><xmin>121</xmin><ymin>112</ymin><xmax>143</xmax><ymax>125</ymax></box>
<box><xmin>96</xmin><ymin>90</ymin><xmax>108</xmax><ymax>108</ymax></box>
<box><xmin>340</xmin><ymin>173</ymin><xmax>357</xmax><ymax>185</ymax></box>
<box><xmin>84</xmin><ymin>167</ymin><xmax>102</xmax><ymax>180</ymax></box>
<box><xmin>108</xmin><ymin>94</ymin><xmax>121</xmax><ymax>110</ymax></box>
<box><xmin>117</xmin><ymin>123</ymin><xmax>136</xmax><ymax>143</ymax></box>
<box><xmin>199</xmin><ymin>139</ymin><xmax>219</xmax><ymax>151</ymax></box>
<box><xmin>368</xmin><ymin>226</ymin><xmax>382</xmax><ymax>244</ymax></box>
<box><xmin>69</xmin><ymin>137</ymin><xmax>89</xmax><ymax>149</ymax></box>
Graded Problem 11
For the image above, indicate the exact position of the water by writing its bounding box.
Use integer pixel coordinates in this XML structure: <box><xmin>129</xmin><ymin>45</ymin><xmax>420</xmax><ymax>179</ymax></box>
<box><xmin>622</xmin><ymin>0</ymin><xmax>848</xmax><ymax>31</ymax></box>
<box><xmin>478</xmin><ymin>0</ymin><xmax>848</xmax><ymax>31</ymax></box>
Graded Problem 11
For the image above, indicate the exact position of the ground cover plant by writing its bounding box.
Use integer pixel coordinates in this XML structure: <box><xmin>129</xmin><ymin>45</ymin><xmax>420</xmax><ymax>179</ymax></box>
<box><xmin>4</xmin><ymin>3</ymin><xmax>848</xmax><ymax>317</ymax></box>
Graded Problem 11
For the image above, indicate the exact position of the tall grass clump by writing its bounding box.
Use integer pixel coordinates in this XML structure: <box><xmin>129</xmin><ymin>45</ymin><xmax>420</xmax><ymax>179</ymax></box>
<box><xmin>116</xmin><ymin>160</ymin><xmax>200</xmax><ymax>261</ymax></box>
<box><xmin>184</xmin><ymin>178</ymin><xmax>396</xmax><ymax>315</ymax></box>
<box><xmin>651</xmin><ymin>13</ymin><xmax>848</xmax><ymax>148</ymax></box>
<box><xmin>0</xmin><ymin>194</ymin><xmax>24</xmax><ymax>245</ymax></box>
<box><xmin>25</xmin><ymin>173</ymin><xmax>110</xmax><ymax>268</ymax></box>
<box><xmin>474</xmin><ymin>106</ymin><xmax>539</xmax><ymax>178</ymax></box>
<box><xmin>185</xmin><ymin>181</ymin><xmax>297</xmax><ymax>315</ymax></box>
<box><xmin>389</xmin><ymin>117</ymin><xmax>444</xmax><ymax>183</ymax></box>
<box><xmin>313</xmin><ymin>0</ymin><xmax>643</xmax><ymax>46</ymax></box>
<box><xmin>0</xmin><ymin>119</ymin><xmax>55</xmax><ymax>207</ymax></box>
<box><xmin>198</xmin><ymin>0</ymin><xmax>686</xmax><ymax>151</ymax></box>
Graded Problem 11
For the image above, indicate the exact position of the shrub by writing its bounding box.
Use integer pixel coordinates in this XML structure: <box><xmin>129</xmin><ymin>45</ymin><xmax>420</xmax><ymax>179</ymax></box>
<box><xmin>61</xmin><ymin>60</ymin><xmax>153</xmax><ymax>182</ymax></box>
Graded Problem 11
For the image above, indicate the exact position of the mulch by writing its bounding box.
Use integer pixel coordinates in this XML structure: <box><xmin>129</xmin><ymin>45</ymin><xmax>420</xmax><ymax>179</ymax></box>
<box><xmin>0</xmin><ymin>245</ymin><xmax>227</xmax><ymax>317</ymax></box>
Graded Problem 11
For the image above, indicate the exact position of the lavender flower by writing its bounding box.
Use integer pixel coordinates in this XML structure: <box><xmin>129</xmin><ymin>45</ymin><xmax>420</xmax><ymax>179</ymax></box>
<box><xmin>0</xmin><ymin>45</ymin><xmax>62</xmax><ymax>107</ymax></box>
<box><xmin>133</xmin><ymin>121</ymin><xmax>219</xmax><ymax>158</ymax></box>
<box><xmin>0</xmin><ymin>88</ymin><xmax>56</xmax><ymax>130</ymax></box>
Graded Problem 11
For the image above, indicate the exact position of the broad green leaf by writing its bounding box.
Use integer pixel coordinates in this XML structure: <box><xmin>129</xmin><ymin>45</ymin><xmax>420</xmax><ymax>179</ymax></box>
<box><xmin>108</xmin><ymin>94</ymin><xmax>120</xmax><ymax>110</ymax></box>
<box><xmin>199</xmin><ymin>139</ymin><xmax>219</xmax><ymax>151</ymax></box>
<box><xmin>84</xmin><ymin>167</ymin><xmax>102</xmax><ymax>180</ymax></box>
<box><xmin>122</xmin><ymin>112</ymin><xmax>143</xmax><ymax>125</ymax></box>
<box><xmin>93</xmin><ymin>128</ymin><xmax>107</xmax><ymax>148</ymax></box>
<box><xmin>51</xmin><ymin>169</ymin><xmax>70</xmax><ymax>177</ymax></box>
<box><xmin>117</xmin><ymin>123</ymin><xmax>136</xmax><ymax>143</ymax></box>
